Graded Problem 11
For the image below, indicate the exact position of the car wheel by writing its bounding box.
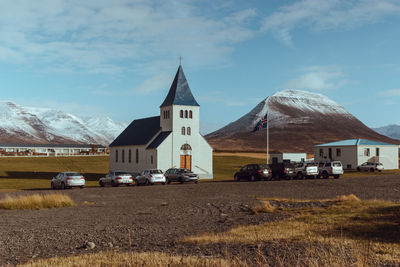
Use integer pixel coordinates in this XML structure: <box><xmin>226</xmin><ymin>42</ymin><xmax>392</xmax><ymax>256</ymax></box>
<box><xmin>167</xmin><ymin>178</ymin><xmax>171</xmax><ymax>184</ymax></box>
<box><xmin>125</xmin><ymin>183</ymin><xmax>130</xmax><ymax>186</ymax></box>
<box><xmin>179</xmin><ymin>178</ymin><xmax>184</xmax><ymax>184</ymax></box>
<box><xmin>357</xmin><ymin>167</ymin><xmax>361</xmax><ymax>172</ymax></box>
<box><xmin>99</xmin><ymin>181</ymin><xmax>104</xmax><ymax>187</ymax></box>
<box><xmin>370</xmin><ymin>168</ymin><xmax>374</xmax><ymax>172</ymax></box>
<box><xmin>51</xmin><ymin>182</ymin><xmax>55</xmax><ymax>190</ymax></box>
<box><xmin>194</xmin><ymin>180</ymin><xmax>198</xmax><ymax>184</ymax></box>
<box><xmin>162</xmin><ymin>182</ymin><xmax>166</xmax><ymax>185</ymax></box>
<box><xmin>112</xmin><ymin>180</ymin><xmax>119</xmax><ymax>187</ymax></box>
<box><xmin>61</xmin><ymin>182</ymin><xmax>66</xmax><ymax>190</ymax></box>
<box><xmin>334</xmin><ymin>175</ymin><xmax>340</xmax><ymax>179</ymax></box>
<box><xmin>135</xmin><ymin>180</ymin><xmax>139</xmax><ymax>186</ymax></box>
<box><xmin>80</xmin><ymin>186</ymin><xmax>84</xmax><ymax>189</ymax></box>
<box><xmin>297</xmin><ymin>172</ymin><xmax>303</xmax><ymax>180</ymax></box>
<box><xmin>145</xmin><ymin>179</ymin><xmax>150</xmax><ymax>186</ymax></box>
<box><xmin>234</xmin><ymin>174</ymin><xmax>239</xmax><ymax>182</ymax></box>
<box><xmin>322</xmin><ymin>172</ymin><xmax>329</xmax><ymax>179</ymax></box>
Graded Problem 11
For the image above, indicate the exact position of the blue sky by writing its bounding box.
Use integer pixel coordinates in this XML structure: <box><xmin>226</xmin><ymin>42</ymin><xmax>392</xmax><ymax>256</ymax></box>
<box><xmin>1</xmin><ymin>0</ymin><xmax>400</xmax><ymax>133</ymax></box>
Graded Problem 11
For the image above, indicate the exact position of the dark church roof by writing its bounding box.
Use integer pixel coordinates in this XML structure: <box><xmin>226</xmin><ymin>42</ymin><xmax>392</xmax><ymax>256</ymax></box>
<box><xmin>160</xmin><ymin>65</ymin><xmax>200</xmax><ymax>107</ymax></box>
<box><xmin>109</xmin><ymin>116</ymin><xmax>161</xmax><ymax>147</ymax></box>
<box><xmin>147</xmin><ymin>131</ymin><xmax>172</xmax><ymax>149</ymax></box>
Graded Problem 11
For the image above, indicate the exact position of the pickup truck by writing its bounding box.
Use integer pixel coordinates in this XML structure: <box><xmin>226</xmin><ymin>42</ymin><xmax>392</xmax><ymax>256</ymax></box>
<box><xmin>294</xmin><ymin>162</ymin><xmax>319</xmax><ymax>179</ymax></box>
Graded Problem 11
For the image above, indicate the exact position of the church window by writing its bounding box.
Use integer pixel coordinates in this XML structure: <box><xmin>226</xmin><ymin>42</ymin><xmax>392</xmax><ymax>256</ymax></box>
<box><xmin>116</xmin><ymin>150</ymin><xmax>118</xmax><ymax>162</ymax></box>
<box><xmin>187</xmin><ymin>127</ymin><xmax>191</xmax><ymax>135</ymax></box>
<box><xmin>189</xmin><ymin>111</ymin><xmax>192</xmax><ymax>119</ymax></box>
<box><xmin>122</xmin><ymin>150</ymin><xmax>125</xmax><ymax>163</ymax></box>
<box><xmin>181</xmin><ymin>127</ymin><xmax>186</xmax><ymax>135</ymax></box>
<box><xmin>136</xmin><ymin>149</ymin><xmax>139</xmax><ymax>163</ymax></box>
<box><xmin>185</xmin><ymin>110</ymin><xmax>188</xmax><ymax>118</ymax></box>
<box><xmin>151</xmin><ymin>155</ymin><xmax>153</xmax><ymax>164</ymax></box>
<box><xmin>180</xmin><ymin>110</ymin><xmax>183</xmax><ymax>118</ymax></box>
<box><xmin>163</xmin><ymin>111</ymin><xmax>166</xmax><ymax>119</ymax></box>
<box><xmin>168</xmin><ymin>110</ymin><xmax>170</xmax><ymax>118</ymax></box>
<box><xmin>128</xmin><ymin>149</ymin><xmax>131</xmax><ymax>163</ymax></box>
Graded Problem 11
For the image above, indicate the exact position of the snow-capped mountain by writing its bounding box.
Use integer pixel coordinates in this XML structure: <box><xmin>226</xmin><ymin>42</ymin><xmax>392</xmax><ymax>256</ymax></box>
<box><xmin>206</xmin><ymin>89</ymin><xmax>399</xmax><ymax>152</ymax></box>
<box><xmin>0</xmin><ymin>101</ymin><xmax>126</xmax><ymax>145</ymax></box>
<box><xmin>373</xmin><ymin>124</ymin><xmax>400</xmax><ymax>140</ymax></box>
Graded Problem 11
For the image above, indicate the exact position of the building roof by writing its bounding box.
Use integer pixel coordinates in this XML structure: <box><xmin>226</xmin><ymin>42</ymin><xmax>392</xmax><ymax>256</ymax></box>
<box><xmin>315</xmin><ymin>139</ymin><xmax>396</xmax><ymax>147</ymax></box>
<box><xmin>147</xmin><ymin>131</ymin><xmax>172</xmax><ymax>149</ymax></box>
<box><xmin>0</xmin><ymin>143</ymin><xmax>105</xmax><ymax>148</ymax></box>
<box><xmin>160</xmin><ymin>65</ymin><xmax>200</xmax><ymax>107</ymax></box>
<box><xmin>109</xmin><ymin>116</ymin><xmax>161</xmax><ymax>147</ymax></box>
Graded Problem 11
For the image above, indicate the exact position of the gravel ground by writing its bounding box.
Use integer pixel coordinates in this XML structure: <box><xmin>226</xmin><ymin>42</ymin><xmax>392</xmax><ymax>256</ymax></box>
<box><xmin>1</xmin><ymin>174</ymin><xmax>400</xmax><ymax>265</ymax></box>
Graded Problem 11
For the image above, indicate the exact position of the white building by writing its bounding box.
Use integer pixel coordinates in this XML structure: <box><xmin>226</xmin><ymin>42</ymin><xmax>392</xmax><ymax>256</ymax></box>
<box><xmin>0</xmin><ymin>143</ymin><xmax>106</xmax><ymax>156</ymax></box>
<box><xmin>314</xmin><ymin>139</ymin><xmax>399</xmax><ymax>170</ymax></box>
<box><xmin>109</xmin><ymin>65</ymin><xmax>213</xmax><ymax>178</ymax></box>
<box><xmin>270</xmin><ymin>153</ymin><xmax>307</xmax><ymax>164</ymax></box>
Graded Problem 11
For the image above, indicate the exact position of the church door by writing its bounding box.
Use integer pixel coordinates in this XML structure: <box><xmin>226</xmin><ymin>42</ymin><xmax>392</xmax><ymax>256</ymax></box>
<box><xmin>180</xmin><ymin>144</ymin><xmax>192</xmax><ymax>170</ymax></box>
<box><xmin>180</xmin><ymin>155</ymin><xmax>192</xmax><ymax>170</ymax></box>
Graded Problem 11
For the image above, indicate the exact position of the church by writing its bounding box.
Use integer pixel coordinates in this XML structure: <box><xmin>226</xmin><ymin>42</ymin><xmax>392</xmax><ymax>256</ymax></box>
<box><xmin>109</xmin><ymin>65</ymin><xmax>213</xmax><ymax>179</ymax></box>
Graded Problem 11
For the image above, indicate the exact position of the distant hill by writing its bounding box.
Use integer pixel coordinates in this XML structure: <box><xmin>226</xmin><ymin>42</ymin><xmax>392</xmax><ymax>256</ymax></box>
<box><xmin>0</xmin><ymin>101</ymin><xmax>126</xmax><ymax>146</ymax></box>
<box><xmin>206</xmin><ymin>89</ymin><xmax>399</xmax><ymax>153</ymax></box>
<box><xmin>373</xmin><ymin>124</ymin><xmax>400</xmax><ymax>140</ymax></box>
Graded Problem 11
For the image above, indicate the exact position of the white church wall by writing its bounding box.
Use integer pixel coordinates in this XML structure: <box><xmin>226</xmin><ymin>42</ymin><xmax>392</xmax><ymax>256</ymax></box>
<box><xmin>195</xmin><ymin>135</ymin><xmax>213</xmax><ymax>179</ymax></box>
<box><xmin>109</xmin><ymin>145</ymin><xmax>156</xmax><ymax>174</ymax></box>
<box><xmin>156</xmin><ymin>134</ymin><xmax>173</xmax><ymax>172</ymax></box>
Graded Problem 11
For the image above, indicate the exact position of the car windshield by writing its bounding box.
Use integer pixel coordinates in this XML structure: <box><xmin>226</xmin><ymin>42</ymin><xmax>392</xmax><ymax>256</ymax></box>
<box><xmin>115</xmin><ymin>172</ymin><xmax>130</xmax><ymax>176</ymax></box>
<box><xmin>306</xmin><ymin>162</ymin><xmax>317</xmax><ymax>167</ymax></box>
<box><xmin>65</xmin><ymin>172</ymin><xmax>81</xmax><ymax>176</ymax></box>
<box><xmin>150</xmin><ymin>170</ymin><xmax>163</xmax><ymax>174</ymax></box>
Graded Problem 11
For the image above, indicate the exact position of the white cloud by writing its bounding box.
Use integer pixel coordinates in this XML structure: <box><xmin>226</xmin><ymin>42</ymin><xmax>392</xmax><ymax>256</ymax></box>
<box><xmin>133</xmin><ymin>73</ymin><xmax>172</xmax><ymax>93</ymax></box>
<box><xmin>379</xmin><ymin>89</ymin><xmax>400</xmax><ymax>97</ymax></box>
<box><xmin>284</xmin><ymin>67</ymin><xmax>348</xmax><ymax>91</ymax></box>
<box><xmin>262</xmin><ymin>0</ymin><xmax>400</xmax><ymax>46</ymax></box>
<box><xmin>0</xmin><ymin>1</ymin><xmax>257</xmax><ymax>74</ymax></box>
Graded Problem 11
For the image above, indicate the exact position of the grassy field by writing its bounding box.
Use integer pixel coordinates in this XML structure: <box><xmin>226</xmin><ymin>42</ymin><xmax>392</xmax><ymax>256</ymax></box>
<box><xmin>0</xmin><ymin>154</ymin><xmax>398</xmax><ymax>190</ymax></box>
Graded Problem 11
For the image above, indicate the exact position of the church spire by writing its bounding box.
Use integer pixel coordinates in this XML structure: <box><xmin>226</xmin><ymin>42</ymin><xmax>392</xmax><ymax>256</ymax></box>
<box><xmin>160</xmin><ymin>65</ymin><xmax>200</xmax><ymax>107</ymax></box>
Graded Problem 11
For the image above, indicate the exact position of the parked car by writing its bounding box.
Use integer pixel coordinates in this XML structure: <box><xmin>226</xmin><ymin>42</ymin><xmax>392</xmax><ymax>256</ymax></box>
<box><xmin>234</xmin><ymin>164</ymin><xmax>272</xmax><ymax>181</ymax></box>
<box><xmin>357</xmin><ymin>162</ymin><xmax>384</xmax><ymax>172</ymax></box>
<box><xmin>99</xmin><ymin>171</ymin><xmax>133</xmax><ymax>187</ymax></box>
<box><xmin>135</xmin><ymin>169</ymin><xmax>166</xmax><ymax>185</ymax></box>
<box><xmin>317</xmin><ymin>161</ymin><xmax>343</xmax><ymax>179</ymax></box>
<box><xmin>269</xmin><ymin>163</ymin><xmax>296</xmax><ymax>180</ymax></box>
<box><xmin>164</xmin><ymin>168</ymin><xmax>199</xmax><ymax>184</ymax></box>
<box><xmin>294</xmin><ymin>162</ymin><xmax>319</xmax><ymax>179</ymax></box>
<box><xmin>51</xmin><ymin>172</ymin><xmax>85</xmax><ymax>189</ymax></box>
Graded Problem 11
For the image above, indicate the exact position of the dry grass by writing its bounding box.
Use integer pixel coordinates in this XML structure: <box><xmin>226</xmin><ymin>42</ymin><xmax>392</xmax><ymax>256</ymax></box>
<box><xmin>0</xmin><ymin>193</ymin><xmax>75</xmax><ymax>210</ymax></box>
<box><xmin>19</xmin><ymin>251</ymin><xmax>239</xmax><ymax>267</ymax></box>
<box><xmin>184</xmin><ymin>195</ymin><xmax>400</xmax><ymax>265</ymax></box>
<box><xmin>251</xmin><ymin>200</ymin><xmax>276</xmax><ymax>214</ymax></box>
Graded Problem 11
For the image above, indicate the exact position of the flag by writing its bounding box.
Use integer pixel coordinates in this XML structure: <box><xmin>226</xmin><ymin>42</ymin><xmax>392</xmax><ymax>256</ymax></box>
<box><xmin>252</xmin><ymin>114</ymin><xmax>268</xmax><ymax>132</ymax></box>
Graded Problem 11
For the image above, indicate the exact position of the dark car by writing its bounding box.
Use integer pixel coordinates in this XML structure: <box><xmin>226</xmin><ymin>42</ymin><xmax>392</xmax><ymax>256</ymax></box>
<box><xmin>164</xmin><ymin>168</ymin><xmax>199</xmax><ymax>184</ymax></box>
<box><xmin>234</xmin><ymin>164</ymin><xmax>272</xmax><ymax>181</ymax></box>
<box><xmin>269</xmin><ymin>163</ymin><xmax>296</xmax><ymax>180</ymax></box>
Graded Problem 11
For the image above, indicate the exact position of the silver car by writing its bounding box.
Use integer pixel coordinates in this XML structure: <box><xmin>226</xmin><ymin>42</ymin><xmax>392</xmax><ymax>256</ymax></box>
<box><xmin>99</xmin><ymin>171</ymin><xmax>133</xmax><ymax>187</ymax></box>
<box><xmin>135</xmin><ymin>169</ymin><xmax>166</xmax><ymax>185</ymax></box>
<box><xmin>357</xmin><ymin>162</ymin><xmax>384</xmax><ymax>172</ymax></box>
<box><xmin>51</xmin><ymin>172</ymin><xmax>85</xmax><ymax>189</ymax></box>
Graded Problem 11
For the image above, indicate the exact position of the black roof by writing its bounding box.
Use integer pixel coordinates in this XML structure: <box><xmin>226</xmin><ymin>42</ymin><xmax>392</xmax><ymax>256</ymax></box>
<box><xmin>160</xmin><ymin>65</ymin><xmax>200</xmax><ymax>107</ymax></box>
<box><xmin>109</xmin><ymin>116</ymin><xmax>161</xmax><ymax>147</ymax></box>
<box><xmin>147</xmin><ymin>131</ymin><xmax>172</xmax><ymax>149</ymax></box>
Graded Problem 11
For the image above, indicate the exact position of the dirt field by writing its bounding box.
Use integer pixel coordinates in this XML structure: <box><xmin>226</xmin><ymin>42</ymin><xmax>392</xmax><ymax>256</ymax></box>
<box><xmin>1</xmin><ymin>174</ymin><xmax>400</xmax><ymax>265</ymax></box>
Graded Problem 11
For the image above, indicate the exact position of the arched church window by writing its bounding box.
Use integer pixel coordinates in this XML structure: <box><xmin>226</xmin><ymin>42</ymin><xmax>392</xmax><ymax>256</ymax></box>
<box><xmin>180</xmin><ymin>144</ymin><xmax>192</xmax><ymax>151</ymax></box>
<box><xmin>116</xmin><ymin>150</ymin><xmax>118</xmax><ymax>162</ymax></box>
<box><xmin>185</xmin><ymin>110</ymin><xmax>188</xmax><ymax>118</ymax></box>
<box><xmin>189</xmin><ymin>111</ymin><xmax>192</xmax><ymax>119</ymax></box>
<box><xmin>187</xmin><ymin>127</ymin><xmax>191</xmax><ymax>135</ymax></box>
<box><xmin>136</xmin><ymin>149</ymin><xmax>139</xmax><ymax>163</ymax></box>
<box><xmin>180</xmin><ymin>110</ymin><xmax>183</xmax><ymax>118</ymax></box>
<box><xmin>181</xmin><ymin>127</ymin><xmax>185</xmax><ymax>135</ymax></box>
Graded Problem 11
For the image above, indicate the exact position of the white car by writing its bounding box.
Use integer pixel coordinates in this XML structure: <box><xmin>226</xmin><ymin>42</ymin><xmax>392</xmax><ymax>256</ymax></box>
<box><xmin>99</xmin><ymin>171</ymin><xmax>133</xmax><ymax>187</ymax></box>
<box><xmin>357</xmin><ymin>162</ymin><xmax>384</xmax><ymax>172</ymax></box>
<box><xmin>317</xmin><ymin>161</ymin><xmax>343</xmax><ymax>179</ymax></box>
<box><xmin>51</xmin><ymin>172</ymin><xmax>85</xmax><ymax>189</ymax></box>
<box><xmin>135</xmin><ymin>169</ymin><xmax>166</xmax><ymax>185</ymax></box>
<box><xmin>294</xmin><ymin>162</ymin><xmax>319</xmax><ymax>179</ymax></box>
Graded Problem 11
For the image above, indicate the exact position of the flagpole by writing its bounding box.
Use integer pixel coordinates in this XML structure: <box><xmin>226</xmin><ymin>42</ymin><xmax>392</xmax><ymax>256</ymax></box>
<box><xmin>266</xmin><ymin>109</ymin><xmax>269</xmax><ymax>164</ymax></box>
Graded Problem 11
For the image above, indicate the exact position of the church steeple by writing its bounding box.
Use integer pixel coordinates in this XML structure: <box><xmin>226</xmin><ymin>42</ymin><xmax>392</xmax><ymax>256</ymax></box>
<box><xmin>160</xmin><ymin>66</ymin><xmax>200</xmax><ymax>107</ymax></box>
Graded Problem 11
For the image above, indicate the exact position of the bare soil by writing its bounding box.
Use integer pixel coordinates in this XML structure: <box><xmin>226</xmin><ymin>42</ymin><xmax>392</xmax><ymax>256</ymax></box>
<box><xmin>1</xmin><ymin>175</ymin><xmax>400</xmax><ymax>265</ymax></box>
